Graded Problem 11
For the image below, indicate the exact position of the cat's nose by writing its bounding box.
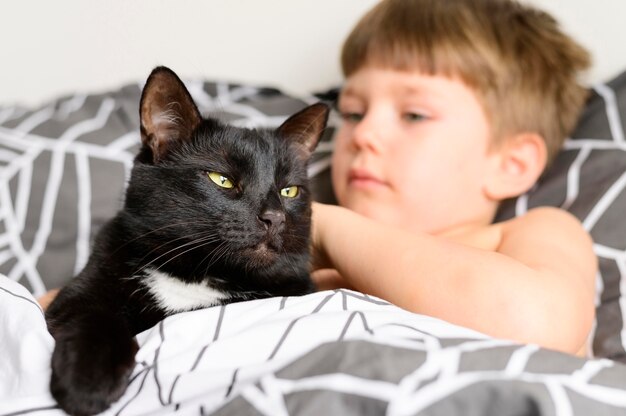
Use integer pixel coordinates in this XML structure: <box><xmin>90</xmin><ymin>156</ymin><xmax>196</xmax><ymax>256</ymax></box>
<box><xmin>258</xmin><ymin>210</ymin><xmax>285</xmax><ymax>231</ymax></box>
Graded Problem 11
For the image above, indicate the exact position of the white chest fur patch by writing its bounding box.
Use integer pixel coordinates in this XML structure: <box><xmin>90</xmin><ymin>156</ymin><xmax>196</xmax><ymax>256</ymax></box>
<box><xmin>143</xmin><ymin>269</ymin><xmax>230</xmax><ymax>314</ymax></box>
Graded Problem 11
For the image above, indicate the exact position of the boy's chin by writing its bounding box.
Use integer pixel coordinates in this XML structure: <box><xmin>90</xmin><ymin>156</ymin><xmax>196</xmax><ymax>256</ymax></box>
<box><xmin>343</xmin><ymin>199</ymin><xmax>405</xmax><ymax>228</ymax></box>
<box><xmin>341</xmin><ymin>198</ymin><xmax>458</xmax><ymax>235</ymax></box>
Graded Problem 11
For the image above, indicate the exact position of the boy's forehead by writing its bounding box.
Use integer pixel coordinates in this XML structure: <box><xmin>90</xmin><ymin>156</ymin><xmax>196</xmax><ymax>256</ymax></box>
<box><xmin>342</xmin><ymin>68</ymin><xmax>471</xmax><ymax>100</ymax></box>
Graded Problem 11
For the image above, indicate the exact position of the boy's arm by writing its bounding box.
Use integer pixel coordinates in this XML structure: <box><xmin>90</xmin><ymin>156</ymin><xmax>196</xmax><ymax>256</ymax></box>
<box><xmin>311</xmin><ymin>203</ymin><xmax>596</xmax><ymax>355</ymax></box>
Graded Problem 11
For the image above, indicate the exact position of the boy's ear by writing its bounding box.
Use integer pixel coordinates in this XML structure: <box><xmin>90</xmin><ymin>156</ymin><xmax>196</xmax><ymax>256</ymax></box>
<box><xmin>483</xmin><ymin>132</ymin><xmax>548</xmax><ymax>200</ymax></box>
<box><xmin>139</xmin><ymin>66</ymin><xmax>202</xmax><ymax>163</ymax></box>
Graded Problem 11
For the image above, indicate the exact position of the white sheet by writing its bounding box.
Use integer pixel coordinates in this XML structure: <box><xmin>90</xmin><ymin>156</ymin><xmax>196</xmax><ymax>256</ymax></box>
<box><xmin>0</xmin><ymin>274</ymin><xmax>490</xmax><ymax>415</ymax></box>
<box><xmin>3</xmin><ymin>274</ymin><xmax>626</xmax><ymax>416</ymax></box>
<box><xmin>0</xmin><ymin>274</ymin><xmax>54</xmax><ymax>408</ymax></box>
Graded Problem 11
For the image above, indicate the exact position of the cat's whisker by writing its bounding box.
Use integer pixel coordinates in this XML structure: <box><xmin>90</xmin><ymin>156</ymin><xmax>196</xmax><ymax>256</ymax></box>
<box><xmin>213</xmin><ymin>241</ymin><xmax>235</xmax><ymax>266</ymax></box>
<box><xmin>191</xmin><ymin>240</ymin><xmax>231</xmax><ymax>276</ymax></box>
<box><xmin>129</xmin><ymin>230</ymin><xmax>217</xmax><ymax>263</ymax></box>
<box><xmin>266</xmin><ymin>247</ymin><xmax>298</xmax><ymax>279</ymax></box>
<box><xmin>198</xmin><ymin>242</ymin><xmax>231</xmax><ymax>278</ymax></box>
<box><xmin>109</xmin><ymin>220</ymin><xmax>219</xmax><ymax>259</ymax></box>
<box><xmin>203</xmin><ymin>241</ymin><xmax>232</xmax><ymax>271</ymax></box>
<box><xmin>137</xmin><ymin>238</ymin><xmax>217</xmax><ymax>273</ymax></box>
<box><xmin>127</xmin><ymin>278</ymin><xmax>153</xmax><ymax>301</ymax></box>
<box><xmin>279</xmin><ymin>251</ymin><xmax>302</xmax><ymax>277</ymax></box>
<box><xmin>132</xmin><ymin>234</ymin><xmax>221</xmax><ymax>277</ymax></box>
<box><xmin>138</xmin><ymin>236</ymin><xmax>223</xmax><ymax>278</ymax></box>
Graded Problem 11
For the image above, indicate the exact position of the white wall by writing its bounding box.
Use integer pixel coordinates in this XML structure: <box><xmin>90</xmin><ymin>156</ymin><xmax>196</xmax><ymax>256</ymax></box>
<box><xmin>1</xmin><ymin>0</ymin><xmax>625</xmax><ymax>107</ymax></box>
<box><xmin>525</xmin><ymin>0</ymin><xmax>626</xmax><ymax>83</ymax></box>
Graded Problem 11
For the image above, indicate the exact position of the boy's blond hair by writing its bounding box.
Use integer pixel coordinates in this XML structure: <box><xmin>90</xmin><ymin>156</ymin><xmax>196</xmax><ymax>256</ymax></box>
<box><xmin>341</xmin><ymin>0</ymin><xmax>591</xmax><ymax>163</ymax></box>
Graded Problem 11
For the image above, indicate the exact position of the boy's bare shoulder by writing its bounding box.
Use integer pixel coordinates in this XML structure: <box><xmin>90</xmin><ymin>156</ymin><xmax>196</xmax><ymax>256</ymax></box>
<box><xmin>498</xmin><ymin>207</ymin><xmax>597</xmax><ymax>290</ymax></box>
<box><xmin>500</xmin><ymin>206</ymin><xmax>590</xmax><ymax>244</ymax></box>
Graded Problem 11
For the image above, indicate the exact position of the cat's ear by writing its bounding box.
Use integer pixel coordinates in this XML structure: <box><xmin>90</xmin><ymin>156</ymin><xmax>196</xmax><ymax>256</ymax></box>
<box><xmin>139</xmin><ymin>66</ymin><xmax>202</xmax><ymax>163</ymax></box>
<box><xmin>277</xmin><ymin>103</ymin><xmax>330</xmax><ymax>157</ymax></box>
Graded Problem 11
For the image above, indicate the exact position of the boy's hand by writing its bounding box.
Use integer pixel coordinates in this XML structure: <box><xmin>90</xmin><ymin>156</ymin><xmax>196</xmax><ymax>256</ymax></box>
<box><xmin>311</xmin><ymin>268</ymin><xmax>353</xmax><ymax>291</ymax></box>
<box><xmin>37</xmin><ymin>289</ymin><xmax>60</xmax><ymax>311</ymax></box>
<box><xmin>310</xmin><ymin>203</ymin><xmax>355</xmax><ymax>291</ymax></box>
<box><xmin>310</xmin><ymin>202</ymin><xmax>335</xmax><ymax>271</ymax></box>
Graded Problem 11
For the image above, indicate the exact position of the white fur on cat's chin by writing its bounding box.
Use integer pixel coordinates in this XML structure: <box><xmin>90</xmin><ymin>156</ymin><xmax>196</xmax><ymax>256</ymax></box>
<box><xmin>143</xmin><ymin>268</ymin><xmax>229</xmax><ymax>313</ymax></box>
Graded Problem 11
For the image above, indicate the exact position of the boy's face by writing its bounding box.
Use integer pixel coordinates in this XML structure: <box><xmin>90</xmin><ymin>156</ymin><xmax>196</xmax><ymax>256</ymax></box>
<box><xmin>332</xmin><ymin>67</ymin><xmax>501</xmax><ymax>235</ymax></box>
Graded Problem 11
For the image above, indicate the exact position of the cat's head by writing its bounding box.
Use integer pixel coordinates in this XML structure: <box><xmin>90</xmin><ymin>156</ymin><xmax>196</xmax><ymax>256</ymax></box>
<box><xmin>125</xmin><ymin>66</ymin><xmax>328</xmax><ymax>290</ymax></box>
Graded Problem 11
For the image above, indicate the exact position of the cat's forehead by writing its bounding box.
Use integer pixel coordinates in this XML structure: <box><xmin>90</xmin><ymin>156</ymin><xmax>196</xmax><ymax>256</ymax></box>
<box><xmin>196</xmin><ymin>125</ymin><xmax>291</xmax><ymax>157</ymax></box>
<box><xmin>210</xmin><ymin>125</ymin><xmax>275</xmax><ymax>156</ymax></box>
<box><xmin>189</xmin><ymin>122</ymin><xmax>303</xmax><ymax>171</ymax></box>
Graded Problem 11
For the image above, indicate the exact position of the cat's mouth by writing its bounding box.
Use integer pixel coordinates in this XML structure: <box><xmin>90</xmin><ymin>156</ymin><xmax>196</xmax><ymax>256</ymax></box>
<box><xmin>244</xmin><ymin>241</ymin><xmax>280</xmax><ymax>267</ymax></box>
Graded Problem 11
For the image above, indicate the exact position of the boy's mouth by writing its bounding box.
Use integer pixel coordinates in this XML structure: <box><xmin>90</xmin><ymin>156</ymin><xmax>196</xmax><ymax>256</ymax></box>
<box><xmin>348</xmin><ymin>168</ymin><xmax>387</xmax><ymax>189</ymax></box>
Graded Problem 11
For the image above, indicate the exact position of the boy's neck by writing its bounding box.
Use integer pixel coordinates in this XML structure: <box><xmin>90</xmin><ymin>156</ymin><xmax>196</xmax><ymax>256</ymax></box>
<box><xmin>435</xmin><ymin>221</ymin><xmax>504</xmax><ymax>252</ymax></box>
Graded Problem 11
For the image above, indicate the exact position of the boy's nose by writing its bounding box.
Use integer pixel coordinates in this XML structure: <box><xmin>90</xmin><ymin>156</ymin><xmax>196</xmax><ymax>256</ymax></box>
<box><xmin>351</xmin><ymin>115</ymin><xmax>384</xmax><ymax>153</ymax></box>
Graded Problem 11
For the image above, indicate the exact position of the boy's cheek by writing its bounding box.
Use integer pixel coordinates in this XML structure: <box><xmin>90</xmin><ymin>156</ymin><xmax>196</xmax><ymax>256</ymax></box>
<box><xmin>330</xmin><ymin>167</ymin><xmax>348</xmax><ymax>205</ymax></box>
<box><xmin>332</xmin><ymin>131</ymin><xmax>349</xmax><ymax>154</ymax></box>
<box><xmin>330</xmin><ymin>149</ymin><xmax>351</xmax><ymax>183</ymax></box>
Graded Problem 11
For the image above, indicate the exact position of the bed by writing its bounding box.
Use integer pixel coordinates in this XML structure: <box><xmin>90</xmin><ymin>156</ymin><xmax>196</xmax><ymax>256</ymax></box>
<box><xmin>1</xmin><ymin>71</ymin><xmax>626</xmax><ymax>415</ymax></box>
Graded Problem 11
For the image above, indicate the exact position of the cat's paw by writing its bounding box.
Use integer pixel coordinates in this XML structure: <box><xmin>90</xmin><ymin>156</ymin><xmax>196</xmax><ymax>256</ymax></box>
<box><xmin>49</xmin><ymin>316</ymin><xmax>138</xmax><ymax>416</ymax></box>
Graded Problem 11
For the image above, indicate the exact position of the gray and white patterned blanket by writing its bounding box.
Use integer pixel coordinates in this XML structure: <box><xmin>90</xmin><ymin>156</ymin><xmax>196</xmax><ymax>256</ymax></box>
<box><xmin>1</xmin><ymin>274</ymin><xmax>626</xmax><ymax>416</ymax></box>
<box><xmin>1</xmin><ymin>74</ymin><xmax>626</xmax><ymax>415</ymax></box>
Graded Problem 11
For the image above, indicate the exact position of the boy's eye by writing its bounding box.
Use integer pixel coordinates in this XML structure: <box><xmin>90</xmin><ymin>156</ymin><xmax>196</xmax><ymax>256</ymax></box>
<box><xmin>403</xmin><ymin>112</ymin><xmax>428</xmax><ymax>122</ymax></box>
<box><xmin>340</xmin><ymin>112</ymin><xmax>364</xmax><ymax>123</ymax></box>
<box><xmin>280</xmin><ymin>186</ymin><xmax>299</xmax><ymax>198</ymax></box>
<box><xmin>208</xmin><ymin>172</ymin><xmax>234</xmax><ymax>189</ymax></box>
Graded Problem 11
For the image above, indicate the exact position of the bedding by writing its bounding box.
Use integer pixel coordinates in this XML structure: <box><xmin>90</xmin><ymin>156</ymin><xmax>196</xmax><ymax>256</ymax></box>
<box><xmin>1</xmin><ymin>73</ymin><xmax>626</xmax><ymax>415</ymax></box>
<box><xmin>2</xmin><ymin>274</ymin><xmax>626</xmax><ymax>416</ymax></box>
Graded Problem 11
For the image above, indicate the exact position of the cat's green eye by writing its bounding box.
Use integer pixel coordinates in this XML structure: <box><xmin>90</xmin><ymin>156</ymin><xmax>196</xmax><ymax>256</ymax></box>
<box><xmin>208</xmin><ymin>172</ymin><xmax>234</xmax><ymax>189</ymax></box>
<box><xmin>280</xmin><ymin>186</ymin><xmax>299</xmax><ymax>198</ymax></box>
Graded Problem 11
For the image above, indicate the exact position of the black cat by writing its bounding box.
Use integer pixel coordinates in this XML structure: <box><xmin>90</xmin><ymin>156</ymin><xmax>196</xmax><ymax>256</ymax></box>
<box><xmin>45</xmin><ymin>66</ymin><xmax>329</xmax><ymax>416</ymax></box>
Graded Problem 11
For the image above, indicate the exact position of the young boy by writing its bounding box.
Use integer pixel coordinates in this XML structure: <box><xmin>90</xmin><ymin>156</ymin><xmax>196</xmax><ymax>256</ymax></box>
<box><xmin>310</xmin><ymin>0</ymin><xmax>596</xmax><ymax>356</ymax></box>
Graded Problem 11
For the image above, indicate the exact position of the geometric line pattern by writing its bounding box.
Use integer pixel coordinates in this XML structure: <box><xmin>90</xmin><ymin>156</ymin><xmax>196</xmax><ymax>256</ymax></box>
<box><xmin>1</xmin><ymin>71</ymin><xmax>626</xmax><ymax>414</ymax></box>
<box><xmin>2</xmin><ymin>287</ymin><xmax>626</xmax><ymax>416</ymax></box>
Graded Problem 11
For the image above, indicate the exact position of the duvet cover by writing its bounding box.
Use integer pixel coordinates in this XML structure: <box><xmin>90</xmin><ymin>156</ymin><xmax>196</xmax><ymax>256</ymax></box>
<box><xmin>1</xmin><ymin>73</ymin><xmax>626</xmax><ymax>415</ymax></box>
<box><xmin>2</xmin><ymin>275</ymin><xmax>626</xmax><ymax>416</ymax></box>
